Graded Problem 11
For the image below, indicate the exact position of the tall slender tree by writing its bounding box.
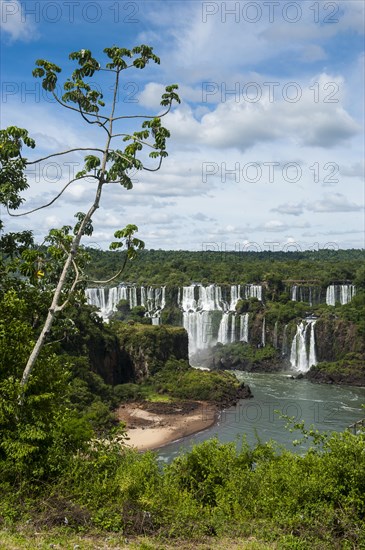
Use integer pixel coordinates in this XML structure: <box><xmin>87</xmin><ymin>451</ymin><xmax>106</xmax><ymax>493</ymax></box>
<box><xmin>0</xmin><ymin>45</ymin><xmax>180</xmax><ymax>391</ymax></box>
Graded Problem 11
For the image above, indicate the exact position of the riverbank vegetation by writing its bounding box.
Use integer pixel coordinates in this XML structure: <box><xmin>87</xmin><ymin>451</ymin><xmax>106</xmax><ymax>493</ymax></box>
<box><xmin>1</xmin><ymin>426</ymin><xmax>364</xmax><ymax>549</ymax></box>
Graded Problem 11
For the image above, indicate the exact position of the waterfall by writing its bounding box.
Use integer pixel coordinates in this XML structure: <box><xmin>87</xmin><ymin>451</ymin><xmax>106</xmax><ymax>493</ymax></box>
<box><xmin>326</xmin><ymin>285</ymin><xmax>336</xmax><ymax>306</ymax></box>
<box><xmin>85</xmin><ymin>288</ymin><xmax>108</xmax><ymax>318</ymax></box>
<box><xmin>129</xmin><ymin>286</ymin><xmax>137</xmax><ymax>309</ymax></box>
<box><xmin>261</xmin><ymin>317</ymin><xmax>266</xmax><ymax>347</ymax></box>
<box><xmin>326</xmin><ymin>284</ymin><xmax>356</xmax><ymax>306</ymax></box>
<box><xmin>85</xmin><ymin>284</ymin><xmax>166</xmax><ymax>321</ymax></box>
<box><xmin>229</xmin><ymin>285</ymin><xmax>241</xmax><ymax>311</ymax></box>
<box><xmin>281</xmin><ymin>324</ymin><xmax>288</xmax><ymax>356</ymax></box>
<box><xmin>181</xmin><ymin>285</ymin><xmax>197</xmax><ymax>311</ymax></box>
<box><xmin>340</xmin><ymin>284</ymin><xmax>356</xmax><ymax>305</ymax></box>
<box><xmin>291</xmin><ymin>285</ymin><xmax>297</xmax><ymax>301</ymax></box>
<box><xmin>273</xmin><ymin>320</ymin><xmax>278</xmax><ymax>348</ymax></box>
<box><xmin>239</xmin><ymin>313</ymin><xmax>249</xmax><ymax>343</ymax></box>
<box><xmin>217</xmin><ymin>312</ymin><xmax>230</xmax><ymax>344</ymax></box>
<box><xmin>230</xmin><ymin>314</ymin><xmax>236</xmax><ymax>342</ymax></box>
<box><xmin>245</xmin><ymin>284</ymin><xmax>262</xmax><ymax>301</ymax></box>
<box><xmin>183</xmin><ymin>310</ymin><xmax>214</xmax><ymax>353</ymax></box>
<box><xmin>290</xmin><ymin>319</ymin><xmax>317</xmax><ymax>372</ymax></box>
<box><xmin>141</xmin><ymin>286</ymin><xmax>146</xmax><ymax>308</ymax></box>
<box><xmin>308</xmin><ymin>321</ymin><xmax>317</xmax><ymax>368</ymax></box>
<box><xmin>144</xmin><ymin>286</ymin><xmax>166</xmax><ymax>324</ymax></box>
<box><xmin>198</xmin><ymin>284</ymin><xmax>222</xmax><ymax>311</ymax></box>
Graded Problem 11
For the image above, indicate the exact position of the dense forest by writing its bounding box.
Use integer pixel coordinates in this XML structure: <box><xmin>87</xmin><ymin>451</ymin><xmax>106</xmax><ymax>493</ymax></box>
<box><xmin>85</xmin><ymin>247</ymin><xmax>365</xmax><ymax>287</ymax></box>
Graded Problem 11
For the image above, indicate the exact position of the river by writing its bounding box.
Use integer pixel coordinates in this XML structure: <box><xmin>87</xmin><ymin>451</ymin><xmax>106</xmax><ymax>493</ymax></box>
<box><xmin>158</xmin><ymin>372</ymin><xmax>365</xmax><ymax>463</ymax></box>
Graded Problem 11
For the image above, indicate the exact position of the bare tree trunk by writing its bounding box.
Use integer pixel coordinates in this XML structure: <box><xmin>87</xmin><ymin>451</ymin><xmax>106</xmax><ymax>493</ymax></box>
<box><xmin>21</xmin><ymin>169</ymin><xmax>107</xmax><ymax>388</ymax></box>
<box><xmin>21</xmin><ymin>252</ymin><xmax>74</xmax><ymax>386</ymax></box>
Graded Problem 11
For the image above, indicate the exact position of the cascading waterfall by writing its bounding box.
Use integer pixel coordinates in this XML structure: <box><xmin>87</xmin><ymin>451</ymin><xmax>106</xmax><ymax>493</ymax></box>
<box><xmin>129</xmin><ymin>286</ymin><xmax>137</xmax><ymax>309</ymax></box>
<box><xmin>326</xmin><ymin>285</ymin><xmax>336</xmax><ymax>306</ymax></box>
<box><xmin>281</xmin><ymin>324</ymin><xmax>288</xmax><ymax>356</ymax></box>
<box><xmin>144</xmin><ymin>286</ymin><xmax>166</xmax><ymax>323</ymax></box>
<box><xmin>291</xmin><ymin>285</ymin><xmax>298</xmax><ymax>301</ymax></box>
<box><xmin>273</xmin><ymin>320</ymin><xmax>278</xmax><ymax>349</ymax></box>
<box><xmin>86</xmin><ymin>283</ymin><xmax>264</xmax><ymax>356</ymax></box>
<box><xmin>181</xmin><ymin>285</ymin><xmax>222</xmax><ymax>353</ymax></box>
<box><xmin>326</xmin><ymin>284</ymin><xmax>356</xmax><ymax>306</ymax></box>
<box><xmin>308</xmin><ymin>321</ymin><xmax>317</xmax><ymax>368</ymax></box>
<box><xmin>178</xmin><ymin>284</ymin><xmax>262</xmax><ymax>355</ymax></box>
<box><xmin>229</xmin><ymin>285</ymin><xmax>240</xmax><ymax>311</ymax></box>
<box><xmin>230</xmin><ymin>314</ymin><xmax>236</xmax><ymax>343</ymax></box>
<box><xmin>239</xmin><ymin>313</ymin><xmax>249</xmax><ymax>343</ymax></box>
<box><xmin>217</xmin><ymin>313</ymin><xmax>230</xmax><ymax>344</ymax></box>
<box><xmin>245</xmin><ymin>284</ymin><xmax>262</xmax><ymax>301</ymax></box>
<box><xmin>140</xmin><ymin>286</ymin><xmax>146</xmax><ymax>308</ymax></box>
<box><xmin>290</xmin><ymin>319</ymin><xmax>317</xmax><ymax>372</ymax></box>
<box><xmin>86</xmin><ymin>284</ymin><xmax>166</xmax><ymax>322</ymax></box>
<box><xmin>85</xmin><ymin>288</ymin><xmax>108</xmax><ymax>318</ymax></box>
<box><xmin>291</xmin><ymin>284</ymin><xmax>355</xmax><ymax>306</ymax></box>
<box><xmin>261</xmin><ymin>317</ymin><xmax>266</xmax><ymax>347</ymax></box>
<box><xmin>183</xmin><ymin>310</ymin><xmax>213</xmax><ymax>354</ymax></box>
<box><xmin>340</xmin><ymin>284</ymin><xmax>356</xmax><ymax>305</ymax></box>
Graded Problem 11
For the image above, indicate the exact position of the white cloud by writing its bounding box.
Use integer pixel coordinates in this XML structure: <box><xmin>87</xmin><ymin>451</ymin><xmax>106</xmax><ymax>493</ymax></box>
<box><xmin>307</xmin><ymin>193</ymin><xmax>364</xmax><ymax>213</ymax></box>
<box><xmin>300</xmin><ymin>45</ymin><xmax>327</xmax><ymax>63</ymax></box>
<box><xmin>340</xmin><ymin>162</ymin><xmax>365</xmax><ymax>178</ymax></box>
<box><xmin>0</xmin><ymin>0</ymin><xmax>37</xmax><ymax>41</ymax></box>
<box><xmin>165</xmin><ymin>73</ymin><xmax>359</xmax><ymax>152</ymax></box>
<box><xmin>272</xmin><ymin>203</ymin><xmax>305</xmax><ymax>216</ymax></box>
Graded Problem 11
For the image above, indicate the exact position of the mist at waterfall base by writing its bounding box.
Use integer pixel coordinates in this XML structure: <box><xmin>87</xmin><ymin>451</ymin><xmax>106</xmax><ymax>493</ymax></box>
<box><xmin>157</xmin><ymin>373</ymin><xmax>365</xmax><ymax>463</ymax></box>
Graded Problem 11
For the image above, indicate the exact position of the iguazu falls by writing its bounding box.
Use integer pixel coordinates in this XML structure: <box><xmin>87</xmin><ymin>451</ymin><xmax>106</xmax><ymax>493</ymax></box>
<box><xmin>85</xmin><ymin>282</ymin><xmax>357</xmax><ymax>373</ymax></box>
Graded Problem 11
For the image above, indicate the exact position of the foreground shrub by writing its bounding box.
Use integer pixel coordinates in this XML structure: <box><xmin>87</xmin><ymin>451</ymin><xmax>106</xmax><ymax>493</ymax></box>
<box><xmin>1</xmin><ymin>420</ymin><xmax>364</xmax><ymax>547</ymax></box>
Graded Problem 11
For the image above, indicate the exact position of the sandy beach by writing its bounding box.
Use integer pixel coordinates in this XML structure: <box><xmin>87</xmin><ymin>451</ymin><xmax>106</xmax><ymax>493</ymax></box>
<box><xmin>115</xmin><ymin>400</ymin><xmax>218</xmax><ymax>451</ymax></box>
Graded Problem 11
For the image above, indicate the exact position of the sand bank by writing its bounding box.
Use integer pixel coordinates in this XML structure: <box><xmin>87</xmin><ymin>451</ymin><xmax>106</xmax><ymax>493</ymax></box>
<box><xmin>116</xmin><ymin>401</ymin><xmax>218</xmax><ymax>451</ymax></box>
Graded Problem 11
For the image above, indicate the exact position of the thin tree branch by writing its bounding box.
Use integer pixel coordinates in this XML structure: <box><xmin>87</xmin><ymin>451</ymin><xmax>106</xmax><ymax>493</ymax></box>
<box><xmin>143</xmin><ymin>157</ymin><xmax>163</xmax><ymax>172</ymax></box>
<box><xmin>51</xmin><ymin>91</ymin><xmax>109</xmax><ymax>120</ymax></box>
<box><xmin>26</xmin><ymin>149</ymin><xmax>105</xmax><ymax>165</ymax></box>
<box><xmin>88</xmin><ymin>252</ymin><xmax>129</xmax><ymax>285</ymax></box>
<box><xmin>112</xmin><ymin>150</ymin><xmax>163</xmax><ymax>172</ymax></box>
<box><xmin>57</xmin><ymin>255</ymin><xmax>81</xmax><ymax>312</ymax></box>
<box><xmin>111</xmin><ymin>134</ymin><xmax>159</xmax><ymax>149</ymax></box>
<box><xmin>111</xmin><ymin>102</ymin><xmax>172</xmax><ymax>122</ymax></box>
<box><xmin>7</xmin><ymin>175</ymin><xmax>99</xmax><ymax>217</ymax></box>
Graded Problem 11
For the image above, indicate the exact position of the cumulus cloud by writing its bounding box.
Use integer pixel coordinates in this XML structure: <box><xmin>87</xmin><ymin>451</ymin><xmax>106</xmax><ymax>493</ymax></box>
<box><xmin>300</xmin><ymin>45</ymin><xmax>327</xmax><ymax>62</ymax></box>
<box><xmin>0</xmin><ymin>0</ymin><xmax>38</xmax><ymax>41</ymax></box>
<box><xmin>306</xmin><ymin>193</ymin><xmax>364</xmax><ymax>213</ymax></box>
<box><xmin>273</xmin><ymin>193</ymin><xmax>364</xmax><ymax>216</ymax></box>
<box><xmin>191</xmin><ymin>212</ymin><xmax>216</xmax><ymax>222</ymax></box>
<box><xmin>340</xmin><ymin>162</ymin><xmax>365</xmax><ymax>178</ymax></box>
<box><xmin>272</xmin><ymin>203</ymin><xmax>305</xmax><ymax>216</ymax></box>
<box><xmin>166</xmin><ymin>74</ymin><xmax>359</xmax><ymax>152</ymax></box>
<box><xmin>254</xmin><ymin>220</ymin><xmax>311</xmax><ymax>232</ymax></box>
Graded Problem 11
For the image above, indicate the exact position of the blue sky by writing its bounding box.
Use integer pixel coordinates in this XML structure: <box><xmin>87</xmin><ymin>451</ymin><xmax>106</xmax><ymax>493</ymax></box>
<box><xmin>1</xmin><ymin>0</ymin><xmax>364</xmax><ymax>252</ymax></box>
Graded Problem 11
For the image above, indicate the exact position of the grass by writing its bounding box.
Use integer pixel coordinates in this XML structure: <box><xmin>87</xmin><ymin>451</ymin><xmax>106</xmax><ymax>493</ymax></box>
<box><xmin>0</xmin><ymin>529</ymin><xmax>276</xmax><ymax>549</ymax></box>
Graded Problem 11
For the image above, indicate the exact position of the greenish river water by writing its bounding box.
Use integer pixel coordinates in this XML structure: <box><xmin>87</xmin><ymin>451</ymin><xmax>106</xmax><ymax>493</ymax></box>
<box><xmin>158</xmin><ymin>373</ymin><xmax>365</xmax><ymax>463</ymax></box>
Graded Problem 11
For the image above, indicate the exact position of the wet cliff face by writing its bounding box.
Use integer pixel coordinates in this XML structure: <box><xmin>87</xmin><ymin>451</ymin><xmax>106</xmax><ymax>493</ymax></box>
<box><xmin>314</xmin><ymin>316</ymin><xmax>364</xmax><ymax>362</ymax></box>
<box><xmin>114</xmin><ymin>323</ymin><xmax>189</xmax><ymax>382</ymax></box>
<box><xmin>87</xmin><ymin>334</ymin><xmax>134</xmax><ymax>386</ymax></box>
